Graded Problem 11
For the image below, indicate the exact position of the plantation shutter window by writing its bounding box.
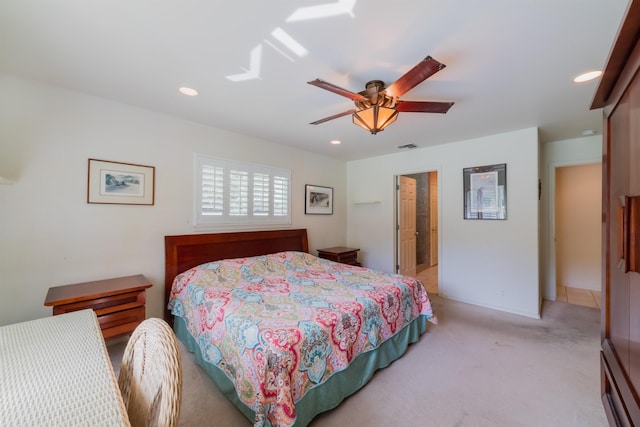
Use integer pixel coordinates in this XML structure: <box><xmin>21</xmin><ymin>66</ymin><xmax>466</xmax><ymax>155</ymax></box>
<box><xmin>194</xmin><ymin>154</ymin><xmax>291</xmax><ymax>228</ymax></box>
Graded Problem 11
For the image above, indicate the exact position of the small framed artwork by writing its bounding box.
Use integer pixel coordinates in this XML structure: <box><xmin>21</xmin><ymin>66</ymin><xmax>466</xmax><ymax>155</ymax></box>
<box><xmin>463</xmin><ymin>163</ymin><xmax>507</xmax><ymax>220</ymax></box>
<box><xmin>87</xmin><ymin>158</ymin><xmax>155</xmax><ymax>205</ymax></box>
<box><xmin>305</xmin><ymin>184</ymin><xmax>333</xmax><ymax>215</ymax></box>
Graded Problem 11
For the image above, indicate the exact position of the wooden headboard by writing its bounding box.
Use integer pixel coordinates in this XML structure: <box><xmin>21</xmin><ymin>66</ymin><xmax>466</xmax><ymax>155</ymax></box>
<box><xmin>164</xmin><ymin>228</ymin><xmax>309</xmax><ymax>321</ymax></box>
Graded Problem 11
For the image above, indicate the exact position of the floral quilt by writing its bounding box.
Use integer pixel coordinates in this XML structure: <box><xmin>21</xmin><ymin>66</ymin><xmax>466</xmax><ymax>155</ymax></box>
<box><xmin>168</xmin><ymin>251</ymin><xmax>434</xmax><ymax>426</ymax></box>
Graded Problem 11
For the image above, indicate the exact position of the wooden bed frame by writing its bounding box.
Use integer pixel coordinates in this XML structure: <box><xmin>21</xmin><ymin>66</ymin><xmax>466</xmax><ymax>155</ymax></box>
<box><xmin>164</xmin><ymin>228</ymin><xmax>309</xmax><ymax>321</ymax></box>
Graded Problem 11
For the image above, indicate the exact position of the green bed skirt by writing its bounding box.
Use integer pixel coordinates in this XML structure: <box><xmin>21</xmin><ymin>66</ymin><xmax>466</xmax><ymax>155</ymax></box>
<box><xmin>174</xmin><ymin>314</ymin><xmax>428</xmax><ymax>426</ymax></box>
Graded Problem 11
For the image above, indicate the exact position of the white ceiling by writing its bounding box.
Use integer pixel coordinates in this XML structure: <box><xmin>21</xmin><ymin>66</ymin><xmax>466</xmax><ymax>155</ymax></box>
<box><xmin>0</xmin><ymin>0</ymin><xmax>629</xmax><ymax>161</ymax></box>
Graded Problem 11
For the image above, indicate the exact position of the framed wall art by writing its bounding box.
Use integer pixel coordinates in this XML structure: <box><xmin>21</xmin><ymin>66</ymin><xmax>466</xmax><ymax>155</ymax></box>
<box><xmin>87</xmin><ymin>158</ymin><xmax>155</xmax><ymax>205</ymax></box>
<box><xmin>463</xmin><ymin>163</ymin><xmax>507</xmax><ymax>220</ymax></box>
<box><xmin>305</xmin><ymin>184</ymin><xmax>333</xmax><ymax>215</ymax></box>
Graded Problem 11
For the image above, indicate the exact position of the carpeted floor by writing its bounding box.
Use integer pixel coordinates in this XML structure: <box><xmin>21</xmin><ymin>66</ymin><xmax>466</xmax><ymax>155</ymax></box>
<box><xmin>108</xmin><ymin>296</ymin><xmax>606</xmax><ymax>426</ymax></box>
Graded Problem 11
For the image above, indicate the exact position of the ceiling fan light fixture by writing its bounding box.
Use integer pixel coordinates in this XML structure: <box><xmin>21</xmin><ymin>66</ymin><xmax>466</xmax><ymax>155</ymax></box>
<box><xmin>352</xmin><ymin>105</ymin><xmax>399</xmax><ymax>135</ymax></box>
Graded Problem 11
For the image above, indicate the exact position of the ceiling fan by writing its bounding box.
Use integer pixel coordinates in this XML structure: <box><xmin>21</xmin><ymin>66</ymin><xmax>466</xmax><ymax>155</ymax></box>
<box><xmin>308</xmin><ymin>55</ymin><xmax>454</xmax><ymax>135</ymax></box>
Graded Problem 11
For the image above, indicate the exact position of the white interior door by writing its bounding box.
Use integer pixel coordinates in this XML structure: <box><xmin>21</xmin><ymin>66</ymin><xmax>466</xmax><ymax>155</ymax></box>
<box><xmin>399</xmin><ymin>176</ymin><xmax>417</xmax><ymax>277</ymax></box>
<box><xmin>429</xmin><ymin>171</ymin><xmax>438</xmax><ymax>266</ymax></box>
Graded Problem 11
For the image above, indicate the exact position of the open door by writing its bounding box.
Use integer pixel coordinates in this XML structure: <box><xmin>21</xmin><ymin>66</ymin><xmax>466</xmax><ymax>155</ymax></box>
<box><xmin>398</xmin><ymin>176</ymin><xmax>417</xmax><ymax>276</ymax></box>
<box><xmin>429</xmin><ymin>171</ymin><xmax>438</xmax><ymax>267</ymax></box>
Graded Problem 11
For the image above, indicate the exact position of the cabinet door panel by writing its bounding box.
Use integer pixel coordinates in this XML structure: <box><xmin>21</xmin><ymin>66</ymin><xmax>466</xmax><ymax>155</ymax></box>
<box><xmin>608</xmin><ymin>87</ymin><xmax>631</xmax><ymax>373</ymax></box>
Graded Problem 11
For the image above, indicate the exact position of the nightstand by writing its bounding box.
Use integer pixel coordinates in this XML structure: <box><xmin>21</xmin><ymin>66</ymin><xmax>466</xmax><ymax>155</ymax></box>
<box><xmin>317</xmin><ymin>246</ymin><xmax>361</xmax><ymax>266</ymax></box>
<box><xmin>44</xmin><ymin>274</ymin><xmax>152</xmax><ymax>340</ymax></box>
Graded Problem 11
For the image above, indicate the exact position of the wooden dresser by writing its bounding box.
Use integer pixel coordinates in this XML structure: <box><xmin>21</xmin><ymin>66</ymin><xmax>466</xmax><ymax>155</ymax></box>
<box><xmin>44</xmin><ymin>274</ymin><xmax>152</xmax><ymax>340</ymax></box>
<box><xmin>317</xmin><ymin>246</ymin><xmax>361</xmax><ymax>266</ymax></box>
<box><xmin>592</xmin><ymin>2</ymin><xmax>640</xmax><ymax>424</ymax></box>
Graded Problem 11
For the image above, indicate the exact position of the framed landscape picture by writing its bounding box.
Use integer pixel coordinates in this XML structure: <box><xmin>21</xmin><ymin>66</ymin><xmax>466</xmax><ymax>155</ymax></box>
<box><xmin>87</xmin><ymin>158</ymin><xmax>155</xmax><ymax>205</ymax></box>
<box><xmin>305</xmin><ymin>184</ymin><xmax>333</xmax><ymax>215</ymax></box>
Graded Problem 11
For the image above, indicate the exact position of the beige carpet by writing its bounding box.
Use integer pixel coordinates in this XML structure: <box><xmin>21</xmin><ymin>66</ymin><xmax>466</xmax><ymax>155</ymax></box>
<box><xmin>109</xmin><ymin>296</ymin><xmax>606</xmax><ymax>426</ymax></box>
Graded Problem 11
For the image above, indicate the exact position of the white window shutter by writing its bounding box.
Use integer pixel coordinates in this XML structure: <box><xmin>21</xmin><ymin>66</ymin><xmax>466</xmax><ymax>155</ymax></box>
<box><xmin>201</xmin><ymin>164</ymin><xmax>224</xmax><ymax>216</ymax></box>
<box><xmin>253</xmin><ymin>172</ymin><xmax>270</xmax><ymax>216</ymax></box>
<box><xmin>273</xmin><ymin>175</ymin><xmax>288</xmax><ymax>217</ymax></box>
<box><xmin>229</xmin><ymin>169</ymin><xmax>248</xmax><ymax>216</ymax></box>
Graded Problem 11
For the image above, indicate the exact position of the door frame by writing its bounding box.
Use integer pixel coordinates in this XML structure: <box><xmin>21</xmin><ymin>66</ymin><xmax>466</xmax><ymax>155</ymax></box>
<box><xmin>394</xmin><ymin>168</ymin><xmax>442</xmax><ymax>290</ymax></box>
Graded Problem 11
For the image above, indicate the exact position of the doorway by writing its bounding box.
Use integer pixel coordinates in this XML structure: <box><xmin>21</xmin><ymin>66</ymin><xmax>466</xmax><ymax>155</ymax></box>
<box><xmin>396</xmin><ymin>171</ymin><xmax>439</xmax><ymax>295</ymax></box>
<box><xmin>553</xmin><ymin>163</ymin><xmax>601</xmax><ymax>309</ymax></box>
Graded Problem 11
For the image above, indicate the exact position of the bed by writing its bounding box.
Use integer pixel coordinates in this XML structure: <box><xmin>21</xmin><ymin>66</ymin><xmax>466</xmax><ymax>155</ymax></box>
<box><xmin>164</xmin><ymin>229</ymin><xmax>435</xmax><ymax>426</ymax></box>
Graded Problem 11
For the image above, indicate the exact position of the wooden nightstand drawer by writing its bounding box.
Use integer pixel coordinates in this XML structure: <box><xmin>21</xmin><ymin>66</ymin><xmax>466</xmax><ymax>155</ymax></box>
<box><xmin>51</xmin><ymin>289</ymin><xmax>146</xmax><ymax>316</ymax></box>
<box><xmin>98</xmin><ymin>306</ymin><xmax>146</xmax><ymax>340</ymax></box>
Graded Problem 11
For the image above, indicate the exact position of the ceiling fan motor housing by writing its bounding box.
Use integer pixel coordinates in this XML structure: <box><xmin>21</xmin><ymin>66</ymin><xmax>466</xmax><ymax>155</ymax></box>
<box><xmin>355</xmin><ymin>80</ymin><xmax>397</xmax><ymax>110</ymax></box>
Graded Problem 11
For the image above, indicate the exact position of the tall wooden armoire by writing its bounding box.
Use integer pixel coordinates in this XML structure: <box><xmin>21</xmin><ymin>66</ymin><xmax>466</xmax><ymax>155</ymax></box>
<box><xmin>593</xmin><ymin>2</ymin><xmax>640</xmax><ymax>425</ymax></box>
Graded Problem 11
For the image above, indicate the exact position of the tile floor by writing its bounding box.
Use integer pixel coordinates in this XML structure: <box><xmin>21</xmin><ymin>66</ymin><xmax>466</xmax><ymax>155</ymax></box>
<box><xmin>415</xmin><ymin>263</ymin><xmax>601</xmax><ymax>310</ymax></box>
<box><xmin>556</xmin><ymin>284</ymin><xmax>601</xmax><ymax>309</ymax></box>
<box><xmin>416</xmin><ymin>264</ymin><xmax>438</xmax><ymax>295</ymax></box>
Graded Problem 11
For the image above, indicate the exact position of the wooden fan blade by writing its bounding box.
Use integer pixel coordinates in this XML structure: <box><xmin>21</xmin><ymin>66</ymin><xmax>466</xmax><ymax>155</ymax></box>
<box><xmin>310</xmin><ymin>109</ymin><xmax>357</xmax><ymax>125</ymax></box>
<box><xmin>396</xmin><ymin>100</ymin><xmax>454</xmax><ymax>113</ymax></box>
<box><xmin>386</xmin><ymin>56</ymin><xmax>446</xmax><ymax>98</ymax></box>
<box><xmin>308</xmin><ymin>79</ymin><xmax>366</xmax><ymax>101</ymax></box>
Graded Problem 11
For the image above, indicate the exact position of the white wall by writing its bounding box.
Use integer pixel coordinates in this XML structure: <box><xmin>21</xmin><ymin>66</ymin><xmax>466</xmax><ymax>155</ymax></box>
<box><xmin>0</xmin><ymin>73</ymin><xmax>347</xmax><ymax>326</ymax></box>
<box><xmin>347</xmin><ymin>128</ymin><xmax>541</xmax><ymax>318</ymax></box>
<box><xmin>540</xmin><ymin>136</ymin><xmax>602</xmax><ymax>299</ymax></box>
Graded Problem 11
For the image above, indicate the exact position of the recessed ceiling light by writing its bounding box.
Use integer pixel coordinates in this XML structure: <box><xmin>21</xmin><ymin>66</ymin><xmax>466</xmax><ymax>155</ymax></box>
<box><xmin>573</xmin><ymin>70</ymin><xmax>602</xmax><ymax>83</ymax></box>
<box><xmin>178</xmin><ymin>87</ymin><xmax>199</xmax><ymax>96</ymax></box>
<box><xmin>330</xmin><ymin>140</ymin><xmax>341</xmax><ymax>145</ymax></box>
